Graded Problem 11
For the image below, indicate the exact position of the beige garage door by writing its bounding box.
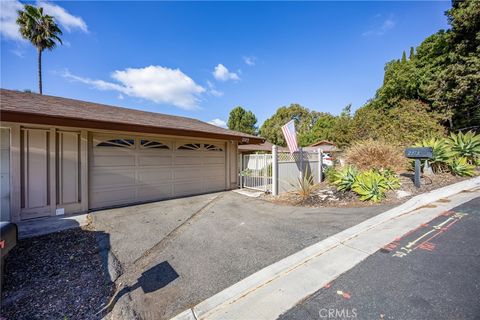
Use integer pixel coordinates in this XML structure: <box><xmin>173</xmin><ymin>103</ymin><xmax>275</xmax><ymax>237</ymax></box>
<box><xmin>89</xmin><ymin>134</ymin><xmax>226</xmax><ymax>210</ymax></box>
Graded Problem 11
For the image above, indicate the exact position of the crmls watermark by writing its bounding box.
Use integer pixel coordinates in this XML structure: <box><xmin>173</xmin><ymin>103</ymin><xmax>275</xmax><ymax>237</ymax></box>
<box><xmin>319</xmin><ymin>308</ymin><xmax>358</xmax><ymax>319</ymax></box>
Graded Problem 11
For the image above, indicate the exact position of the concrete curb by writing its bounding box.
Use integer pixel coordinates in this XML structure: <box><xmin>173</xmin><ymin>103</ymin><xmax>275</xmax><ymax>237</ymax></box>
<box><xmin>171</xmin><ymin>176</ymin><xmax>480</xmax><ymax>320</ymax></box>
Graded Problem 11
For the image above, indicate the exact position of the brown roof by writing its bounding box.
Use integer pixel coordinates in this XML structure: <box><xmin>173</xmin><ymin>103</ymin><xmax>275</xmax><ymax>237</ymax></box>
<box><xmin>309</xmin><ymin>140</ymin><xmax>336</xmax><ymax>147</ymax></box>
<box><xmin>238</xmin><ymin>141</ymin><xmax>289</xmax><ymax>152</ymax></box>
<box><xmin>0</xmin><ymin>89</ymin><xmax>264</xmax><ymax>144</ymax></box>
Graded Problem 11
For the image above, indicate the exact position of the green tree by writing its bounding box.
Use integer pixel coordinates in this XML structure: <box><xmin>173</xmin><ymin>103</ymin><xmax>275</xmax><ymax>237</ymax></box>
<box><xmin>227</xmin><ymin>106</ymin><xmax>258</xmax><ymax>135</ymax></box>
<box><xmin>352</xmin><ymin>100</ymin><xmax>445</xmax><ymax>146</ymax></box>
<box><xmin>329</xmin><ymin>104</ymin><xmax>354</xmax><ymax>148</ymax></box>
<box><xmin>17</xmin><ymin>4</ymin><xmax>62</xmax><ymax>94</ymax></box>
<box><xmin>300</xmin><ymin>113</ymin><xmax>337</xmax><ymax>146</ymax></box>
<box><xmin>429</xmin><ymin>0</ymin><xmax>480</xmax><ymax>129</ymax></box>
<box><xmin>369</xmin><ymin>0</ymin><xmax>479</xmax><ymax>130</ymax></box>
<box><xmin>259</xmin><ymin>104</ymin><xmax>320</xmax><ymax>146</ymax></box>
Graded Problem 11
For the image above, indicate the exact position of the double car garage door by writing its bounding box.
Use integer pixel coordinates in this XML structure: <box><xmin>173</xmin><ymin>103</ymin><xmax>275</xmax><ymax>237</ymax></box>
<box><xmin>90</xmin><ymin>134</ymin><xmax>226</xmax><ymax>209</ymax></box>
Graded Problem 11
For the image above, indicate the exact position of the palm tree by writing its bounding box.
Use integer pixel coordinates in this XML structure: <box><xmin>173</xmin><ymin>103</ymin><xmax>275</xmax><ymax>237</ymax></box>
<box><xmin>17</xmin><ymin>4</ymin><xmax>62</xmax><ymax>94</ymax></box>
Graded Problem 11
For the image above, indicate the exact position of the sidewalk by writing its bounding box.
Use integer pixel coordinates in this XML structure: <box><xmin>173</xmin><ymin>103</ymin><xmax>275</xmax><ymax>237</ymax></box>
<box><xmin>172</xmin><ymin>177</ymin><xmax>480</xmax><ymax>320</ymax></box>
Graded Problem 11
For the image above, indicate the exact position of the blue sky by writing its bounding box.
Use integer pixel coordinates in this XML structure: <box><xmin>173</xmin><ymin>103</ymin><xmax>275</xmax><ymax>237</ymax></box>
<box><xmin>1</xmin><ymin>1</ymin><xmax>451</xmax><ymax>127</ymax></box>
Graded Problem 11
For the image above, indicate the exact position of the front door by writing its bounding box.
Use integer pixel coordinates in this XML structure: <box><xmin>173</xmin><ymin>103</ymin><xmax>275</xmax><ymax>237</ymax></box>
<box><xmin>20</xmin><ymin>128</ymin><xmax>51</xmax><ymax>219</ymax></box>
<box><xmin>0</xmin><ymin>128</ymin><xmax>10</xmax><ymax>220</ymax></box>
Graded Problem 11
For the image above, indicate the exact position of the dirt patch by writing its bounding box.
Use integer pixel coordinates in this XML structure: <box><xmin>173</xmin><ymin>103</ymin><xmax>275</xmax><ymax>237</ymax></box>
<box><xmin>264</xmin><ymin>172</ymin><xmax>469</xmax><ymax>208</ymax></box>
<box><xmin>1</xmin><ymin>227</ymin><xmax>114</xmax><ymax>320</ymax></box>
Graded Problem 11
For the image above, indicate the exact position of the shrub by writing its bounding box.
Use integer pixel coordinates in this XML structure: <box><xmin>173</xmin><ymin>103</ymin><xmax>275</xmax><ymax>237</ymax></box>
<box><xmin>448</xmin><ymin>157</ymin><xmax>476</xmax><ymax>177</ymax></box>
<box><xmin>295</xmin><ymin>170</ymin><xmax>316</xmax><ymax>200</ymax></box>
<box><xmin>415</xmin><ymin>137</ymin><xmax>454</xmax><ymax>173</ymax></box>
<box><xmin>323</xmin><ymin>166</ymin><xmax>338</xmax><ymax>184</ymax></box>
<box><xmin>351</xmin><ymin>170</ymin><xmax>389</xmax><ymax>203</ymax></box>
<box><xmin>344</xmin><ymin>139</ymin><xmax>408</xmax><ymax>173</ymax></box>
<box><xmin>446</xmin><ymin>131</ymin><xmax>480</xmax><ymax>165</ymax></box>
<box><xmin>332</xmin><ymin>165</ymin><xmax>358</xmax><ymax>192</ymax></box>
<box><xmin>377</xmin><ymin>168</ymin><xmax>401</xmax><ymax>190</ymax></box>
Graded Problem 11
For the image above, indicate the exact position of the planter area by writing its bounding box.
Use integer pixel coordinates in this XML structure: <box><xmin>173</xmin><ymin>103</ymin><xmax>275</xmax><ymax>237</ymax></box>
<box><xmin>266</xmin><ymin>172</ymin><xmax>470</xmax><ymax>208</ymax></box>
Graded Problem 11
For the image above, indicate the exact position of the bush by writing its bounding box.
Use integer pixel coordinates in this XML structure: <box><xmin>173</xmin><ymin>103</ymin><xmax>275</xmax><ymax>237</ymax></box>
<box><xmin>295</xmin><ymin>169</ymin><xmax>316</xmax><ymax>200</ymax></box>
<box><xmin>323</xmin><ymin>166</ymin><xmax>338</xmax><ymax>184</ymax></box>
<box><xmin>351</xmin><ymin>170</ymin><xmax>390</xmax><ymax>203</ymax></box>
<box><xmin>344</xmin><ymin>139</ymin><xmax>408</xmax><ymax>173</ymax></box>
<box><xmin>332</xmin><ymin>165</ymin><xmax>358</xmax><ymax>192</ymax></box>
<box><xmin>448</xmin><ymin>157</ymin><xmax>476</xmax><ymax>177</ymax></box>
<box><xmin>415</xmin><ymin>137</ymin><xmax>454</xmax><ymax>173</ymax></box>
<box><xmin>446</xmin><ymin>131</ymin><xmax>480</xmax><ymax>165</ymax></box>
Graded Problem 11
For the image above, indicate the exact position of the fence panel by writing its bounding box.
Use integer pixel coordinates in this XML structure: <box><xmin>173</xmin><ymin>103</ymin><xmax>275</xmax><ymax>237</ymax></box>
<box><xmin>277</xmin><ymin>151</ymin><xmax>320</xmax><ymax>193</ymax></box>
<box><xmin>240</xmin><ymin>154</ymin><xmax>272</xmax><ymax>191</ymax></box>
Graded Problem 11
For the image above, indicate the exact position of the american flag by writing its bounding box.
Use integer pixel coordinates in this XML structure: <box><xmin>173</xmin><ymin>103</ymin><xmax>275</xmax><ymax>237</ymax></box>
<box><xmin>281</xmin><ymin>120</ymin><xmax>299</xmax><ymax>153</ymax></box>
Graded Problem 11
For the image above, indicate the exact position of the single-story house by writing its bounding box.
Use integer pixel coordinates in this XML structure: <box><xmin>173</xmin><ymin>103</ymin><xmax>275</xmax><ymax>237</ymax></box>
<box><xmin>0</xmin><ymin>89</ymin><xmax>264</xmax><ymax>222</ymax></box>
<box><xmin>308</xmin><ymin>140</ymin><xmax>338</xmax><ymax>153</ymax></box>
<box><xmin>238</xmin><ymin>141</ymin><xmax>288</xmax><ymax>154</ymax></box>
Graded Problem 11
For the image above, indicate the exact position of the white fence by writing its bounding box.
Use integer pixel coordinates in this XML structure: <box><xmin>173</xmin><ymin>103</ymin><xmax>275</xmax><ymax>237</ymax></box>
<box><xmin>240</xmin><ymin>154</ymin><xmax>272</xmax><ymax>191</ymax></box>
<box><xmin>239</xmin><ymin>147</ymin><xmax>323</xmax><ymax>195</ymax></box>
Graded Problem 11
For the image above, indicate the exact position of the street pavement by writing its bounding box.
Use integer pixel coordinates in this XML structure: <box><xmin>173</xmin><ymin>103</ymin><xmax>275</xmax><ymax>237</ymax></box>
<box><xmin>278</xmin><ymin>196</ymin><xmax>480</xmax><ymax>320</ymax></box>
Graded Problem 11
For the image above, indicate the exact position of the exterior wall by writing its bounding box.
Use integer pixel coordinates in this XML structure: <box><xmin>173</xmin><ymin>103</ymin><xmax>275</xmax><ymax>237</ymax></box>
<box><xmin>0</xmin><ymin>121</ymin><xmax>236</xmax><ymax>222</ymax></box>
<box><xmin>229</xmin><ymin>141</ymin><xmax>238</xmax><ymax>188</ymax></box>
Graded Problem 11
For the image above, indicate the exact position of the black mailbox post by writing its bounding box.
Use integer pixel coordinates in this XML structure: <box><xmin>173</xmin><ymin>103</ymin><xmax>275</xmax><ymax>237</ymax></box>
<box><xmin>405</xmin><ymin>147</ymin><xmax>433</xmax><ymax>188</ymax></box>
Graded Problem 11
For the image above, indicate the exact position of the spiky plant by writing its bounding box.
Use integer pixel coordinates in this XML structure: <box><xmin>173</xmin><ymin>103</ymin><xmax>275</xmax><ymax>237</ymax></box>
<box><xmin>332</xmin><ymin>165</ymin><xmax>358</xmax><ymax>192</ymax></box>
<box><xmin>448</xmin><ymin>157</ymin><xmax>476</xmax><ymax>177</ymax></box>
<box><xmin>415</xmin><ymin>137</ymin><xmax>454</xmax><ymax>173</ymax></box>
<box><xmin>377</xmin><ymin>169</ymin><xmax>401</xmax><ymax>190</ymax></box>
<box><xmin>351</xmin><ymin>170</ymin><xmax>389</xmax><ymax>202</ymax></box>
<box><xmin>446</xmin><ymin>131</ymin><xmax>480</xmax><ymax>165</ymax></box>
<box><xmin>295</xmin><ymin>170</ymin><xmax>316</xmax><ymax>200</ymax></box>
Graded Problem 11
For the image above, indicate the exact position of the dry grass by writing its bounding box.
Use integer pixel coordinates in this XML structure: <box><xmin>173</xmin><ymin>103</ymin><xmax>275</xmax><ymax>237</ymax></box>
<box><xmin>344</xmin><ymin>139</ymin><xmax>408</xmax><ymax>173</ymax></box>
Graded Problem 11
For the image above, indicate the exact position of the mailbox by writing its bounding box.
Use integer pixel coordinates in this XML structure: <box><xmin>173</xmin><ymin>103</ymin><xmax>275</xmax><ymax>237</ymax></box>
<box><xmin>404</xmin><ymin>147</ymin><xmax>433</xmax><ymax>188</ymax></box>
<box><xmin>405</xmin><ymin>147</ymin><xmax>433</xmax><ymax>159</ymax></box>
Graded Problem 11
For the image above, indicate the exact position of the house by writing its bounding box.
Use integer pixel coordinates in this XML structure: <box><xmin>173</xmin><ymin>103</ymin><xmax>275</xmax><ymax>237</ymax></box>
<box><xmin>238</xmin><ymin>141</ymin><xmax>288</xmax><ymax>154</ymax></box>
<box><xmin>307</xmin><ymin>140</ymin><xmax>338</xmax><ymax>153</ymax></box>
<box><xmin>0</xmin><ymin>89</ymin><xmax>264</xmax><ymax>222</ymax></box>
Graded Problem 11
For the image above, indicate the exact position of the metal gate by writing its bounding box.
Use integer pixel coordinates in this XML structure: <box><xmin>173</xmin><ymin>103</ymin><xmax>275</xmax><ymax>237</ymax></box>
<box><xmin>240</xmin><ymin>154</ymin><xmax>272</xmax><ymax>191</ymax></box>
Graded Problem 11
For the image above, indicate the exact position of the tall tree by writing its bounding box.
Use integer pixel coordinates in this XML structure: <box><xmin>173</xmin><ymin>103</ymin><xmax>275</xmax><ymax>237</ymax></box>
<box><xmin>17</xmin><ymin>4</ymin><xmax>62</xmax><ymax>94</ymax></box>
<box><xmin>259</xmin><ymin>104</ymin><xmax>323</xmax><ymax>146</ymax></box>
<box><xmin>227</xmin><ymin>106</ymin><xmax>258</xmax><ymax>135</ymax></box>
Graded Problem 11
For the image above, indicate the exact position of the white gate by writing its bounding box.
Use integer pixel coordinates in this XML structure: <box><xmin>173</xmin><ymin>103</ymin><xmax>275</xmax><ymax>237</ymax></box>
<box><xmin>240</xmin><ymin>154</ymin><xmax>272</xmax><ymax>191</ymax></box>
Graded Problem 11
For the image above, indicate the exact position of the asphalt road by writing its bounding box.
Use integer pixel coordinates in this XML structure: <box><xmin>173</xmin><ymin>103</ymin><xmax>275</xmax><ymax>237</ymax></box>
<box><xmin>279</xmin><ymin>196</ymin><xmax>480</xmax><ymax>320</ymax></box>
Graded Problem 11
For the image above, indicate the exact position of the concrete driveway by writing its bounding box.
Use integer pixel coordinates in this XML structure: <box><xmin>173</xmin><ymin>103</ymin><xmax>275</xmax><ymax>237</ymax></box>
<box><xmin>91</xmin><ymin>191</ymin><xmax>393</xmax><ymax>320</ymax></box>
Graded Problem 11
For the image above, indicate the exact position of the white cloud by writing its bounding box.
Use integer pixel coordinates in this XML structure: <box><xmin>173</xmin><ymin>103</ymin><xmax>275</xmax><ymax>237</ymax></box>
<box><xmin>0</xmin><ymin>0</ymin><xmax>87</xmax><ymax>42</ymax></box>
<box><xmin>63</xmin><ymin>66</ymin><xmax>206</xmax><ymax>110</ymax></box>
<box><xmin>362</xmin><ymin>15</ymin><xmax>395</xmax><ymax>36</ymax></box>
<box><xmin>213</xmin><ymin>64</ymin><xmax>240</xmax><ymax>81</ymax></box>
<box><xmin>39</xmin><ymin>1</ymin><xmax>88</xmax><ymax>32</ymax></box>
<box><xmin>0</xmin><ymin>0</ymin><xmax>25</xmax><ymax>41</ymax></box>
<box><xmin>206</xmin><ymin>80</ymin><xmax>224</xmax><ymax>97</ymax></box>
<box><xmin>208</xmin><ymin>118</ymin><xmax>227</xmax><ymax>128</ymax></box>
<box><xmin>243</xmin><ymin>56</ymin><xmax>257</xmax><ymax>66</ymax></box>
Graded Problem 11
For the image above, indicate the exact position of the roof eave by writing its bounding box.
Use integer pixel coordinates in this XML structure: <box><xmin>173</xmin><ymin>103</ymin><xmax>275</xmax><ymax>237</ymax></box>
<box><xmin>0</xmin><ymin>110</ymin><xmax>265</xmax><ymax>144</ymax></box>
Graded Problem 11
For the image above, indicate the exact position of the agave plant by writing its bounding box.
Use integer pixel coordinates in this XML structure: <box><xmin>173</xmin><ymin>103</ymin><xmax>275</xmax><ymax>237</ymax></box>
<box><xmin>448</xmin><ymin>157</ymin><xmax>476</xmax><ymax>177</ymax></box>
<box><xmin>351</xmin><ymin>170</ymin><xmax>389</xmax><ymax>202</ymax></box>
<box><xmin>377</xmin><ymin>169</ymin><xmax>401</xmax><ymax>190</ymax></box>
<box><xmin>332</xmin><ymin>165</ymin><xmax>358</xmax><ymax>192</ymax></box>
<box><xmin>415</xmin><ymin>137</ymin><xmax>454</xmax><ymax>173</ymax></box>
<box><xmin>446</xmin><ymin>131</ymin><xmax>480</xmax><ymax>165</ymax></box>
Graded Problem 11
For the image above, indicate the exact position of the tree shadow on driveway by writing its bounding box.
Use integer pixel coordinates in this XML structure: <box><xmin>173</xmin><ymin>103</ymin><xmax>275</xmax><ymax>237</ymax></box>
<box><xmin>104</xmin><ymin>261</ymin><xmax>179</xmax><ymax>314</ymax></box>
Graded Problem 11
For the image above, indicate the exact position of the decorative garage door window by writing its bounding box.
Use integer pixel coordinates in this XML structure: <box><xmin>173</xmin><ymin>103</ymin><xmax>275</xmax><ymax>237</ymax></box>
<box><xmin>204</xmin><ymin>144</ymin><xmax>223</xmax><ymax>151</ymax></box>
<box><xmin>140</xmin><ymin>140</ymin><xmax>170</xmax><ymax>149</ymax></box>
<box><xmin>177</xmin><ymin>143</ymin><xmax>201</xmax><ymax>150</ymax></box>
<box><xmin>177</xmin><ymin>143</ymin><xmax>223</xmax><ymax>151</ymax></box>
<box><xmin>96</xmin><ymin>139</ymin><xmax>135</xmax><ymax>148</ymax></box>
